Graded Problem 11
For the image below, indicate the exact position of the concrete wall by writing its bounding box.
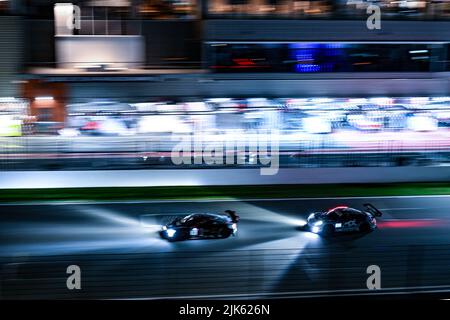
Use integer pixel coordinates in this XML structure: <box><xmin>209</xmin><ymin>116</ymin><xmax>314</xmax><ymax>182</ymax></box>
<box><xmin>62</xmin><ymin>72</ymin><xmax>450</xmax><ymax>101</ymax></box>
<box><xmin>1</xmin><ymin>167</ymin><xmax>450</xmax><ymax>189</ymax></box>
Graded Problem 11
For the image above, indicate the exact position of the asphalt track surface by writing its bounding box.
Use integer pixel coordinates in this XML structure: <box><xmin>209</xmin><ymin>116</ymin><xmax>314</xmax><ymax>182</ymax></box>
<box><xmin>1</xmin><ymin>196</ymin><xmax>450</xmax><ymax>299</ymax></box>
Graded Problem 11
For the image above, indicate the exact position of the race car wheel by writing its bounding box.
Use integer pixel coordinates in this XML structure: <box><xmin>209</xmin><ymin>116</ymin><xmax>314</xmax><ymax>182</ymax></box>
<box><xmin>321</xmin><ymin>224</ymin><xmax>335</xmax><ymax>237</ymax></box>
<box><xmin>219</xmin><ymin>228</ymin><xmax>231</xmax><ymax>239</ymax></box>
<box><xmin>359</xmin><ymin>222</ymin><xmax>371</xmax><ymax>233</ymax></box>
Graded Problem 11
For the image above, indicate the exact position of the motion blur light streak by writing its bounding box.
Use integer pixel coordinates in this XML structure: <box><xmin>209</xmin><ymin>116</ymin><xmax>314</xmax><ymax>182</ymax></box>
<box><xmin>239</xmin><ymin>233</ymin><xmax>316</xmax><ymax>293</ymax></box>
<box><xmin>139</xmin><ymin>214</ymin><xmax>173</xmax><ymax>232</ymax></box>
<box><xmin>0</xmin><ymin>223</ymin><xmax>154</xmax><ymax>237</ymax></box>
<box><xmin>74</xmin><ymin>206</ymin><xmax>141</xmax><ymax>227</ymax></box>
<box><xmin>0</xmin><ymin>219</ymin><xmax>173</xmax><ymax>256</ymax></box>
<box><xmin>219</xmin><ymin>201</ymin><xmax>309</xmax><ymax>227</ymax></box>
<box><xmin>231</xmin><ymin>205</ymin><xmax>322</xmax><ymax>293</ymax></box>
<box><xmin>378</xmin><ymin>219</ymin><xmax>442</xmax><ymax>229</ymax></box>
<box><xmin>0</xmin><ymin>205</ymin><xmax>175</xmax><ymax>255</ymax></box>
<box><xmin>1</xmin><ymin>237</ymin><xmax>171</xmax><ymax>256</ymax></box>
<box><xmin>304</xmin><ymin>232</ymin><xmax>319</xmax><ymax>239</ymax></box>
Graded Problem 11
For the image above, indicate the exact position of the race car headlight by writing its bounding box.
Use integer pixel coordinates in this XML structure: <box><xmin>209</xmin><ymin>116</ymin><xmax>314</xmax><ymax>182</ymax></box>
<box><xmin>312</xmin><ymin>226</ymin><xmax>320</xmax><ymax>233</ymax></box>
<box><xmin>308</xmin><ymin>213</ymin><xmax>315</xmax><ymax>220</ymax></box>
<box><xmin>162</xmin><ymin>226</ymin><xmax>167</xmax><ymax>231</ymax></box>
<box><xmin>314</xmin><ymin>221</ymin><xmax>323</xmax><ymax>226</ymax></box>
<box><xmin>190</xmin><ymin>227</ymin><xmax>199</xmax><ymax>236</ymax></box>
<box><xmin>231</xmin><ymin>223</ymin><xmax>237</xmax><ymax>230</ymax></box>
<box><xmin>166</xmin><ymin>229</ymin><xmax>176</xmax><ymax>238</ymax></box>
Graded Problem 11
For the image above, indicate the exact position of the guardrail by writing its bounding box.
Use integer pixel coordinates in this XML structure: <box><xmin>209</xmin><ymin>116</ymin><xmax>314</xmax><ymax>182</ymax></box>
<box><xmin>1</xmin><ymin>133</ymin><xmax>450</xmax><ymax>188</ymax></box>
<box><xmin>1</xmin><ymin>135</ymin><xmax>450</xmax><ymax>171</ymax></box>
<box><xmin>1</xmin><ymin>166</ymin><xmax>450</xmax><ymax>188</ymax></box>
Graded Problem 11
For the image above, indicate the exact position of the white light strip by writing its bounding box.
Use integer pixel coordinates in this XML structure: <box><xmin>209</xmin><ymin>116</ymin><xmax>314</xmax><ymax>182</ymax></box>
<box><xmin>409</xmin><ymin>50</ymin><xmax>429</xmax><ymax>54</ymax></box>
<box><xmin>35</xmin><ymin>96</ymin><xmax>54</xmax><ymax>101</ymax></box>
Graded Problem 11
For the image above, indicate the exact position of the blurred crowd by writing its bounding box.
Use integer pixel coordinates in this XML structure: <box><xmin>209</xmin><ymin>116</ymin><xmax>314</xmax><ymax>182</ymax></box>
<box><xmin>54</xmin><ymin>97</ymin><xmax>450</xmax><ymax>136</ymax></box>
<box><xmin>3</xmin><ymin>97</ymin><xmax>450</xmax><ymax>137</ymax></box>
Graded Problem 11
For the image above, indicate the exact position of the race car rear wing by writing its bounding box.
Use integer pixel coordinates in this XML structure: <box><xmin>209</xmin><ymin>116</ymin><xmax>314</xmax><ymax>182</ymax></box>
<box><xmin>363</xmin><ymin>203</ymin><xmax>383</xmax><ymax>217</ymax></box>
<box><xmin>225</xmin><ymin>210</ymin><xmax>240</xmax><ymax>223</ymax></box>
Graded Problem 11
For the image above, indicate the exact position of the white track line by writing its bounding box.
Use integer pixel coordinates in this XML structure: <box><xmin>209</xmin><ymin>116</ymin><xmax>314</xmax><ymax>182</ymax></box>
<box><xmin>1</xmin><ymin>194</ymin><xmax>450</xmax><ymax>206</ymax></box>
<box><xmin>119</xmin><ymin>285</ymin><xmax>450</xmax><ymax>300</ymax></box>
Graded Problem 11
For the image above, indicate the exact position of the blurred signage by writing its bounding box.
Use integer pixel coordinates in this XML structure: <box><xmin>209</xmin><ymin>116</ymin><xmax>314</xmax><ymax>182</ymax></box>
<box><xmin>85</xmin><ymin>0</ymin><xmax>131</xmax><ymax>6</ymax></box>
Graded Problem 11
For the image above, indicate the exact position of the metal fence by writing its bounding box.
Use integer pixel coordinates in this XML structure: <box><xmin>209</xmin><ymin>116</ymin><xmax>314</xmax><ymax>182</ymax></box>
<box><xmin>1</xmin><ymin>134</ymin><xmax>450</xmax><ymax>171</ymax></box>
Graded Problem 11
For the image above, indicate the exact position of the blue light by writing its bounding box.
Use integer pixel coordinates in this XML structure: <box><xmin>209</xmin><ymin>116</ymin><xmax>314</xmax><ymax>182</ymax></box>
<box><xmin>295</xmin><ymin>64</ymin><xmax>321</xmax><ymax>73</ymax></box>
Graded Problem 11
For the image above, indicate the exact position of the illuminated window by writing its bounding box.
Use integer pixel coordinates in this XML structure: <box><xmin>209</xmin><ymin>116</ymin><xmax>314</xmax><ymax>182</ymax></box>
<box><xmin>207</xmin><ymin>0</ymin><xmax>334</xmax><ymax>17</ymax></box>
<box><xmin>206</xmin><ymin>0</ymin><xmax>450</xmax><ymax>19</ymax></box>
<box><xmin>207</xmin><ymin>42</ymin><xmax>437</xmax><ymax>73</ymax></box>
<box><xmin>138</xmin><ymin>0</ymin><xmax>197</xmax><ymax>19</ymax></box>
<box><xmin>55</xmin><ymin>2</ymin><xmax>139</xmax><ymax>36</ymax></box>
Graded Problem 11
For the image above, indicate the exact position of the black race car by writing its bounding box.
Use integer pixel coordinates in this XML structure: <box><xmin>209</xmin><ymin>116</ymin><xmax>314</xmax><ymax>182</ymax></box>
<box><xmin>306</xmin><ymin>204</ymin><xmax>382</xmax><ymax>236</ymax></box>
<box><xmin>160</xmin><ymin>210</ymin><xmax>240</xmax><ymax>241</ymax></box>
